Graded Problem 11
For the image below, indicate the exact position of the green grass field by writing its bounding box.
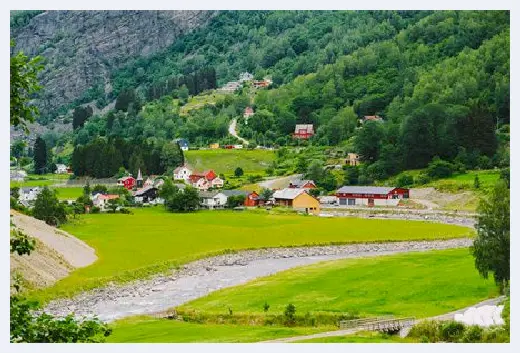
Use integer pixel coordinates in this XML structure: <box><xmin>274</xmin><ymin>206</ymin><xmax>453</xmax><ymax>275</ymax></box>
<box><xmin>293</xmin><ymin>331</ymin><xmax>416</xmax><ymax>343</ymax></box>
<box><xmin>10</xmin><ymin>173</ymin><xmax>70</xmax><ymax>188</ymax></box>
<box><xmin>34</xmin><ymin>208</ymin><xmax>472</xmax><ymax>302</ymax></box>
<box><xmin>53</xmin><ymin>187</ymin><xmax>84</xmax><ymax>200</ymax></box>
<box><xmin>184</xmin><ymin>149</ymin><xmax>275</xmax><ymax>175</ymax></box>
<box><xmin>180</xmin><ymin>248</ymin><xmax>497</xmax><ymax>318</ymax></box>
<box><xmin>107</xmin><ymin>317</ymin><xmax>327</xmax><ymax>343</ymax></box>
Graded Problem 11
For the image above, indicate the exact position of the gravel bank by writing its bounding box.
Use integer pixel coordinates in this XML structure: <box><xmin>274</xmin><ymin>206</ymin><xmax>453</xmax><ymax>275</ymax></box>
<box><xmin>43</xmin><ymin>238</ymin><xmax>472</xmax><ymax>322</ymax></box>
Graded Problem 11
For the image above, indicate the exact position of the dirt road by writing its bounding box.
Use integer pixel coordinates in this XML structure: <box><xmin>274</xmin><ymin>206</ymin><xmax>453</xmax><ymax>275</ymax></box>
<box><xmin>10</xmin><ymin>210</ymin><xmax>97</xmax><ymax>268</ymax></box>
<box><xmin>228</xmin><ymin>118</ymin><xmax>249</xmax><ymax>145</ymax></box>
<box><xmin>259</xmin><ymin>174</ymin><xmax>302</xmax><ymax>189</ymax></box>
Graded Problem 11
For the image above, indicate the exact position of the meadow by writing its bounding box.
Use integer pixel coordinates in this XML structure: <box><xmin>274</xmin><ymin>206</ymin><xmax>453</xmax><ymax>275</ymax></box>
<box><xmin>53</xmin><ymin>187</ymin><xmax>84</xmax><ymax>200</ymax></box>
<box><xmin>10</xmin><ymin>173</ymin><xmax>70</xmax><ymax>188</ymax></box>
<box><xmin>184</xmin><ymin>149</ymin><xmax>275</xmax><ymax>175</ymax></box>
<box><xmin>35</xmin><ymin>208</ymin><xmax>472</xmax><ymax>301</ymax></box>
<box><xmin>179</xmin><ymin>248</ymin><xmax>497</xmax><ymax>318</ymax></box>
<box><xmin>106</xmin><ymin>317</ymin><xmax>327</xmax><ymax>343</ymax></box>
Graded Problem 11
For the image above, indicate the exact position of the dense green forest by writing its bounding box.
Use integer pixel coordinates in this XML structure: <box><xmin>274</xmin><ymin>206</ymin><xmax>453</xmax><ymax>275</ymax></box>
<box><xmin>12</xmin><ymin>10</ymin><xmax>509</xmax><ymax>182</ymax></box>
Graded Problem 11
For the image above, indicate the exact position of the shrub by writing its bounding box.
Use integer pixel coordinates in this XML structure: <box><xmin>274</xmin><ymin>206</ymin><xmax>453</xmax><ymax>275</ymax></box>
<box><xmin>119</xmin><ymin>207</ymin><xmax>132</xmax><ymax>214</ymax></box>
<box><xmin>283</xmin><ymin>304</ymin><xmax>296</xmax><ymax>327</ymax></box>
<box><xmin>91</xmin><ymin>206</ymin><xmax>100</xmax><ymax>214</ymax></box>
<box><xmin>234</xmin><ymin>167</ymin><xmax>244</xmax><ymax>177</ymax></box>
<box><xmin>263</xmin><ymin>302</ymin><xmax>270</xmax><ymax>313</ymax></box>
<box><xmin>415</xmin><ymin>173</ymin><xmax>431</xmax><ymax>185</ymax></box>
<box><xmin>440</xmin><ymin>321</ymin><xmax>465</xmax><ymax>342</ymax></box>
<box><xmin>408</xmin><ymin>320</ymin><xmax>441</xmax><ymax>342</ymax></box>
<box><xmin>461</xmin><ymin>325</ymin><xmax>483</xmax><ymax>342</ymax></box>
<box><xmin>396</xmin><ymin>174</ymin><xmax>414</xmax><ymax>187</ymax></box>
<box><xmin>426</xmin><ymin>157</ymin><xmax>455</xmax><ymax>179</ymax></box>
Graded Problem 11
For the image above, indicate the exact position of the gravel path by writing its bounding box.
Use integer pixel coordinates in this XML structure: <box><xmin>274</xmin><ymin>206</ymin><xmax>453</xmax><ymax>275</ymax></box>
<box><xmin>43</xmin><ymin>238</ymin><xmax>472</xmax><ymax>322</ymax></box>
<box><xmin>11</xmin><ymin>210</ymin><xmax>97</xmax><ymax>268</ymax></box>
<box><xmin>258</xmin><ymin>174</ymin><xmax>303</xmax><ymax>189</ymax></box>
<box><xmin>228</xmin><ymin>118</ymin><xmax>249</xmax><ymax>145</ymax></box>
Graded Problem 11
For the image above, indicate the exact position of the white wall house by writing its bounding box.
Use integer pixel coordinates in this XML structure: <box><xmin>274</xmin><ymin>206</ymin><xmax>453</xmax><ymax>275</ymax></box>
<box><xmin>91</xmin><ymin>194</ymin><xmax>119</xmax><ymax>211</ymax></box>
<box><xmin>55</xmin><ymin>164</ymin><xmax>68</xmax><ymax>174</ymax></box>
<box><xmin>210</xmin><ymin>177</ymin><xmax>224</xmax><ymax>189</ymax></box>
<box><xmin>213</xmin><ymin>190</ymin><xmax>248</xmax><ymax>208</ymax></box>
<box><xmin>173</xmin><ymin>166</ymin><xmax>192</xmax><ymax>181</ymax></box>
<box><xmin>18</xmin><ymin>187</ymin><xmax>42</xmax><ymax>202</ymax></box>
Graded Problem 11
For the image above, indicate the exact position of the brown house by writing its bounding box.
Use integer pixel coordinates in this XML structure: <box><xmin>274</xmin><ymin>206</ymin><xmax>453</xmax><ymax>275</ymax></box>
<box><xmin>288</xmin><ymin>179</ymin><xmax>316</xmax><ymax>189</ymax></box>
<box><xmin>293</xmin><ymin>124</ymin><xmax>314</xmax><ymax>139</ymax></box>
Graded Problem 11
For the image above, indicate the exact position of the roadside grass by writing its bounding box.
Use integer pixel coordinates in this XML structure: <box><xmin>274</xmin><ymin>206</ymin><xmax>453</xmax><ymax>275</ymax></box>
<box><xmin>33</xmin><ymin>208</ymin><xmax>473</xmax><ymax>302</ymax></box>
<box><xmin>179</xmin><ymin>248</ymin><xmax>497</xmax><ymax>319</ymax></box>
<box><xmin>184</xmin><ymin>149</ymin><xmax>274</xmax><ymax>175</ymax></box>
<box><xmin>106</xmin><ymin>316</ymin><xmax>328</xmax><ymax>343</ymax></box>
<box><xmin>52</xmin><ymin>187</ymin><xmax>84</xmax><ymax>200</ymax></box>
<box><xmin>293</xmin><ymin>331</ymin><xmax>417</xmax><ymax>343</ymax></box>
<box><xmin>178</xmin><ymin>91</ymin><xmax>225</xmax><ymax>116</ymax></box>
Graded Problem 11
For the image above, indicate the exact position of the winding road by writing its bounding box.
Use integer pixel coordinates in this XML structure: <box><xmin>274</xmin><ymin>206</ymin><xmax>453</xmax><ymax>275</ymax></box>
<box><xmin>228</xmin><ymin>118</ymin><xmax>249</xmax><ymax>145</ymax></box>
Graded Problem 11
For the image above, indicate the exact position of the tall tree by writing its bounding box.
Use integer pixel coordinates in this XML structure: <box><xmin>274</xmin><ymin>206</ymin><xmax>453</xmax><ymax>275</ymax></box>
<box><xmin>354</xmin><ymin>121</ymin><xmax>384</xmax><ymax>163</ymax></box>
<box><xmin>32</xmin><ymin>187</ymin><xmax>67</xmax><ymax>226</ymax></box>
<box><xmin>33</xmin><ymin>136</ymin><xmax>47</xmax><ymax>174</ymax></box>
<box><xmin>471</xmin><ymin>180</ymin><xmax>510</xmax><ymax>292</ymax></box>
<box><xmin>10</xmin><ymin>39</ymin><xmax>43</xmax><ymax>131</ymax></box>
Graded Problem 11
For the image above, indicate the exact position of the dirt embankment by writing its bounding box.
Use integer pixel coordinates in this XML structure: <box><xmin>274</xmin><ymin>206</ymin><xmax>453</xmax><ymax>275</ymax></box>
<box><xmin>10</xmin><ymin>210</ymin><xmax>97</xmax><ymax>290</ymax></box>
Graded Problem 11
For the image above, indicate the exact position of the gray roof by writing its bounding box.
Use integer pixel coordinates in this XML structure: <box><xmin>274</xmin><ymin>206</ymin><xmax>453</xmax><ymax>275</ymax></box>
<box><xmin>199</xmin><ymin>190</ymin><xmax>218</xmax><ymax>199</ymax></box>
<box><xmin>133</xmin><ymin>186</ymin><xmax>157</xmax><ymax>196</ymax></box>
<box><xmin>20</xmin><ymin>186</ymin><xmax>41</xmax><ymax>194</ymax></box>
<box><xmin>217</xmin><ymin>190</ymin><xmax>249</xmax><ymax>197</ymax></box>
<box><xmin>336</xmin><ymin>186</ymin><xmax>396</xmax><ymax>195</ymax></box>
<box><xmin>273</xmin><ymin>188</ymin><xmax>307</xmax><ymax>200</ymax></box>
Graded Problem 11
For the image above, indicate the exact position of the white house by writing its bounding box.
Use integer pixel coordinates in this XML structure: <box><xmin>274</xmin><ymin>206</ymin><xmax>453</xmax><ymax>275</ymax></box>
<box><xmin>91</xmin><ymin>194</ymin><xmax>120</xmax><ymax>211</ymax></box>
<box><xmin>213</xmin><ymin>190</ymin><xmax>248</xmax><ymax>208</ymax></box>
<box><xmin>239</xmin><ymin>72</ymin><xmax>254</xmax><ymax>83</ymax></box>
<box><xmin>199</xmin><ymin>191</ymin><xmax>219</xmax><ymax>209</ymax></box>
<box><xmin>173</xmin><ymin>165</ymin><xmax>193</xmax><ymax>181</ymax></box>
<box><xmin>55</xmin><ymin>164</ymin><xmax>68</xmax><ymax>174</ymax></box>
<box><xmin>210</xmin><ymin>177</ymin><xmax>224</xmax><ymax>189</ymax></box>
<box><xmin>18</xmin><ymin>187</ymin><xmax>42</xmax><ymax>202</ymax></box>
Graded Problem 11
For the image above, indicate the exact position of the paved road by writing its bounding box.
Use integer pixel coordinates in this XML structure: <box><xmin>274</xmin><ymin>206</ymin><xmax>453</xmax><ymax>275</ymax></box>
<box><xmin>228</xmin><ymin>118</ymin><xmax>249</xmax><ymax>145</ymax></box>
<box><xmin>261</xmin><ymin>296</ymin><xmax>506</xmax><ymax>343</ymax></box>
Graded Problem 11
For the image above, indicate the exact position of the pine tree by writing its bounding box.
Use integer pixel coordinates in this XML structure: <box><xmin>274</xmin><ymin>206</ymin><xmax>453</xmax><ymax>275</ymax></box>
<box><xmin>33</xmin><ymin>136</ymin><xmax>47</xmax><ymax>174</ymax></box>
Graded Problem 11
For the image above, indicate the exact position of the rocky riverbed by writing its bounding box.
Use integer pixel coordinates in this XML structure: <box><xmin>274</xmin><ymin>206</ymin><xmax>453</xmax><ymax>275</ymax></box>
<box><xmin>43</xmin><ymin>238</ymin><xmax>473</xmax><ymax>322</ymax></box>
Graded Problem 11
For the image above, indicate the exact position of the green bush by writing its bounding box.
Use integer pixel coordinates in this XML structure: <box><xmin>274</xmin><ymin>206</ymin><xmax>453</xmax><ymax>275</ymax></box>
<box><xmin>91</xmin><ymin>206</ymin><xmax>100</xmax><ymax>214</ymax></box>
<box><xmin>440</xmin><ymin>321</ymin><xmax>465</xmax><ymax>342</ymax></box>
<box><xmin>283</xmin><ymin>304</ymin><xmax>296</xmax><ymax>327</ymax></box>
<box><xmin>427</xmin><ymin>157</ymin><xmax>455</xmax><ymax>179</ymax></box>
<box><xmin>396</xmin><ymin>174</ymin><xmax>414</xmax><ymax>187</ymax></box>
<box><xmin>408</xmin><ymin>320</ymin><xmax>441</xmax><ymax>342</ymax></box>
<box><xmin>415</xmin><ymin>173</ymin><xmax>431</xmax><ymax>185</ymax></box>
<box><xmin>461</xmin><ymin>325</ymin><xmax>483</xmax><ymax>342</ymax></box>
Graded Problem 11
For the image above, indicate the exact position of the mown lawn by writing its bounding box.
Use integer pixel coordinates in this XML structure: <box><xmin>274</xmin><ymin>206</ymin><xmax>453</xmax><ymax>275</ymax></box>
<box><xmin>184</xmin><ymin>149</ymin><xmax>274</xmax><ymax>175</ymax></box>
<box><xmin>180</xmin><ymin>248</ymin><xmax>497</xmax><ymax>318</ymax></box>
<box><xmin>35</xmin><ymin>208</ymin><xmax>472</xmax><ymax>302</ymax></box>
<box><xmin>107</xmin><ymin>317</ymin><xmax>327</xmax><ymax>343</ymax></box>
<box><xmin>52</xmin><ymin>187</ymin><xmax>84</xmax><ymax>200</ymax></box>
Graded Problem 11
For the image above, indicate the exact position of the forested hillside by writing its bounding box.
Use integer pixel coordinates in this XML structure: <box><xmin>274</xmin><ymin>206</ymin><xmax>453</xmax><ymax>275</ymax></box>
<box><xmin>11</xmin><ymin>10</ymin><xmax>509</xmax><ymax>182</ymax></box>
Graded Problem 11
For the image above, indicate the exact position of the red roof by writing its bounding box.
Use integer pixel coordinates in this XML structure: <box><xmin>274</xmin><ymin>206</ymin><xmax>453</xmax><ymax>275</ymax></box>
<box><xmin>203</xmin><ymin>170</ymin><xmax>217</xmax><ymax>181</ymax></box>
<box><xmin>118</xmin><ymin>176</ymin><xmax>135</xmax><ymax>181</ymax></box>
<box><xmin>99</xmin><ymin>194</ymin><xmax>119</xmax><ymax>200</ymax></box>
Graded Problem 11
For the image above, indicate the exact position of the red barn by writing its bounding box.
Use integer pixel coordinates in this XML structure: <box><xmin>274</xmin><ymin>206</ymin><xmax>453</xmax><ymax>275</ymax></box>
<box><xmin>118</xmin><ymin>176</ymin><xmax>136</xmax><ymax>190</ymax></box>
<box><xmin>244</xmin><ymin>191</ymin><xmax>260</xmax><ymax>207</ymax></box>
<box><xmin>335</xmin><ymin>186</ymin><xmax>409</xmax><ymax>207</ymax></box>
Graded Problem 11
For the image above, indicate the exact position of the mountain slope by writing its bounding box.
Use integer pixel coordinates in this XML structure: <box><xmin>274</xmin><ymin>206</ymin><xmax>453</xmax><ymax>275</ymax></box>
<box><xmin>10</xmin><ymin>10</ymin><xmax>216</xmax><ymax>121</ymax></box>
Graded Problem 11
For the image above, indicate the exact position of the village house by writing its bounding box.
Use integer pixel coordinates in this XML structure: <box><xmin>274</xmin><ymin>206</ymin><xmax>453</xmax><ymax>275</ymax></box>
<box><xmin>218</xmin><ymin>81</ymin><xmax>242</xmax><ymax>93</ymax></box>
<box><xmin>239</xmin><ymin>72</ymin><xmax>254</xmax><ymax>83</ymax></box>
<box><xmin>345</xmin><ymin>153</ymin><xmax>360</xmax><ymax>166</ymax></box>
<box><xmin>244</xmin><ymin>191</ymin><xmax>260</xmax><ymax>207</ymax></box>
<box><xmin>173</xmin><ymin>165</ymin><xmax>193</xmax><ymax>182</ymax></box>
<box><xmin>91</xmin><ymin>193</ymin><xmax>119</xmax><ymax>211</ymax></box>
<box><xmin>144</xmin><ymin>176</ymin><xmax>164</xmax><ymax>188</ymax></box>
<box><xmin>292</xmin><ymin>124</ymin><xmax>314</xmax><ymax>139</ymax></box>
<box><xmin>188</xmin><ymin>170</ymin><xmax>223</xmax><ymax>190</ymax></box>
<box><xmin>243</xmin><ymin>106</ymin><xmax>254</xmax><ymax>118</ymax></box>
<box><xmin>18</xmin><ymin>187</ymin><xmax>42</xmax><ymax>203</ymax></box>
<box><xmin>288</xmin><ymin>179</ymin><xmax>316</xmax><ymax>189</ymax></box>
<box><xmin>133</xmin><ymin>186</ymin><xmax>163</xmax><ymax>205</ymax></box>
<box><xmin>213</xmin><ymin>190</ymin><xmax>249</xmax><ymax>208</ymax></box>
<box><xmin>360</xmin><ymin>115</ymin><xmax>384</xmax><ymax>124</ymax></box>
<box><xmin>10</xmin><ymin>169</ymin><xmax>27</xmax><ymax>182</ymax></box>
<box><xmin>272</xmin><ymin>188</ymin><xmax>320</xmax><ymax>215</ymax></box>
<box><xmin>199</xmin><ymin>190</ymin><xmax>219</xmax><ymax>209</ymax></box>
<box><xmin>252</xmin><ymin>78</ymin><xmax>272</xmax><ymax>89</ymax></box>
<box><xmin>55</xmin><ymin>164</ymin><xmax>69</xmax><ymax>174</ymax></box>
<box><xmin>335</xmin><ymin>186</ymin><xmax>409</xmax><ymax>207</ymax></box>
<box><xmin>175</xmin><ymin>138</ymin><xmax>189</xmax><ymax>151</ymax></box>
<box><xmin>117</xmin><ymin>175</ymin><xmax>136</xmax><ymax>190</ymax></box>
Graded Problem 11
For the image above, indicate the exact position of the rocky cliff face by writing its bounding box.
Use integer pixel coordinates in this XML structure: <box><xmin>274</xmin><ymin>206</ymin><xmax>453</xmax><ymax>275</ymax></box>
<box><xmin>11</xmin><ymin>10</ymin><xmax>215</xmax><ymax>119</ymax></box>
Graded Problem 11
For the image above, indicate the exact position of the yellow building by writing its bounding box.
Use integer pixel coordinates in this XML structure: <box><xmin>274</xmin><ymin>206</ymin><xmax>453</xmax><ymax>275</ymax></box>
<box><xmin>209</xmin><ymin>143</ymin><xmax>220</xmax><ymax>149</ymax></box>
<box><xmin>272</xmin><ymin>188</ymin><xmax>320</xmax><ymax>215</ymax></box>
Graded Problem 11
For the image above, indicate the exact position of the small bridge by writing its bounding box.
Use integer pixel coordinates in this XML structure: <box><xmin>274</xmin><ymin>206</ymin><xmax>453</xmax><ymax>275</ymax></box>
<box><xmin>339</xmin><ymin>316</ymin><xmax>416</xmax><ymax>333</ymax></box>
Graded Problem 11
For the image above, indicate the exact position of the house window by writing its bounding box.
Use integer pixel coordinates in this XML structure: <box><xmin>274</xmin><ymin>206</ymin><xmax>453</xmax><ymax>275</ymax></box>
<box><xmin>347</xmin><ymin>199</ymin><xmax>356</xmax><ymax>205</ymax></box>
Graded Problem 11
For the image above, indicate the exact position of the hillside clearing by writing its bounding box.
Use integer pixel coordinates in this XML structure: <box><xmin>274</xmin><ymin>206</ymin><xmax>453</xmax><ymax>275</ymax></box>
<box><xmin>184</xmin><ymin>149</ymin><xmax>274</xmax><ymax>174</ymax></box>
<box><xmin>34</xmin><ymin>208</ymin><xmax>472</xmax><ymax>301</ymax></box>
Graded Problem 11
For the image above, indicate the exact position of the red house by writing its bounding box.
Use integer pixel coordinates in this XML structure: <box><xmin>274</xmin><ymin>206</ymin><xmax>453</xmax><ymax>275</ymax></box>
<box><xmin>335</xmin><ymin>186</ymin><xmax>409</xmax><ymax>207</ymax></box>
<box><xmin>203</xmin><ymin>170</ymin><xmax>217</xmax><ymax>181</ymax></box>
<box><xmin>293</xmin><ymin>124</ymin><xmax>314</xmax><ymax>139</ymax></box>
<box><xmin>117</xmin><ymin>176</ymin><xmax>136</xmax><ymax>190</ymax></box>
<box><xmin>244</xmin><ymin>191</ymin><xmax>260</xmax><ymax>207</ymax></box>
